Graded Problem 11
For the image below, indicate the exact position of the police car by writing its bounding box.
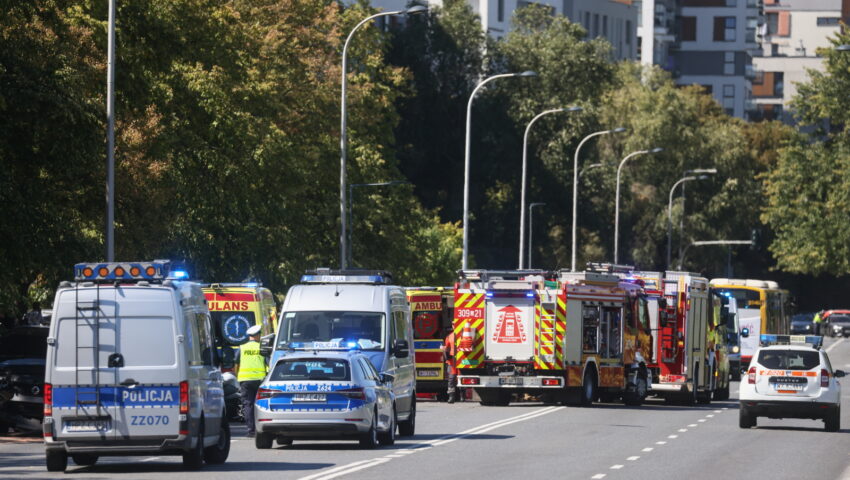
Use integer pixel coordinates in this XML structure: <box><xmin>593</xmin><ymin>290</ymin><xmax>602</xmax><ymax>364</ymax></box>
<box><xmin>739</xmin><ymin>335</ymin><xmax>844</xmax><ymax>432</ymax></box>
<box><xmin>254</xmin><ymin>349</ymin><xmax>396</xmax><ymax>449</ymax></box>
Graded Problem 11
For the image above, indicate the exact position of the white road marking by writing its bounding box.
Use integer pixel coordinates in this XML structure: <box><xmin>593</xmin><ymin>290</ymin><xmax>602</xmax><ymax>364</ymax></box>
<box><xmin>713</xmin><ymin>410</ymin><xmax>722</xmax><ymax>413</ymax></box>
<box><xmin>610</xmin><ymin>465</ymin><xmax>624</xmax><ymax>470</ymax></box>
<box><xmin>688</xmin><ymin>424</ymin><xmax>697</xmax><ymax>427</ymax></box>
<box><xmin>297</xmin><ymin>406</ymin><xmax>564</xmax><ymax>480</ymax></box>
<box><xmin>642</xmin><ymin>447</ymin><xmax>653</xmax><ymax>452</ymax></box>
<box><xmin>678</xmin><ymin>428</ymin><xmax>687</xmax><ymax>432</ymax></box>
<box><xmin>698</xmin><ymin>419</ymin><xmax>707</xmax><ymax>422</ymax></box>
<box><xmin>668</xmin><ymin>435</ymin><xmax>678</xmax><ymax>439</ymax></box>
<box><xmin>591</xmin><ymin>474</ymin><xmax>606</xmax><ymax>479</ymax></box>
<box><xmin>656</xmin><ymin>441</ymin><xmax>667</xmax><ymax>445</ymax></box>
<box><xmin>826</xmin><ymin>338</ymin><xmax>846</xmax><ymax>353</ymax></box>
<box><xmin>706</xmin><ymin>414</ymin><xmax>714</xmax><ymax>418</ymax></box>
<box><xmin>627</xmin><ymin>456</ymin><xmax>640</xmax><ymax>461</ymax></box>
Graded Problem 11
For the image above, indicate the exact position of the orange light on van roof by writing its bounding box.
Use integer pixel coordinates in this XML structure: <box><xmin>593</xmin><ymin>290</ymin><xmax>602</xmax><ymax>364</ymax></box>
<box><xmin>98</xmin><ymin>267</ymin><xmax>109</xmax><ymax>277</ymax></box>
<box><xmin>145</xmin><ymin>266</ymin><xmax>156</xmax><ymax>276</ymax></box>
<box><xmin>130</xmin><ymin>267</ymin><xmax>141</xmax><ymax>276</ymax></box>
<box><xmin>83</xmin><ymin>267</ymin><xmax>94</xmax><ymax>277</ymax></box>
<box><xmin>114</xmin><ymin>267</ymin><xmax>125</xmax><ymax>277</ymax></box>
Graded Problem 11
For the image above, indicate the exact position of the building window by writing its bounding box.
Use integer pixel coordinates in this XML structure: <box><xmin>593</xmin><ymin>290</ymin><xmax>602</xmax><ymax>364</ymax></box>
<box><xmin>726</xmin><ymin>0</ymin><xmax>737</xmax><ymax>5</ymax></box>
<box><xmin>498</xmin><ymin>0</ymin><xmax>504</xmax><ymax>22</ymax></box>
<box><xmin>563</xmin><ymin>0</ymin><xmax>574</xmax><ymax>18</ymax></box>
<box><xmin>746</xmin><ymin>17</ymin><xmax>757</xmax><ymax>43</ymax></box>
<box><xmin>817</xmin><ymin>17</ymin><xmax>841</xmax><ymax>27</ymax></box>
<box><xmin>603</xmin><ymin>16</ymin><xmax>608</xmax><ymax>37</ymax></box>
<box><xmin>723</xmin><ymin>85</ymin><xmax>735</xmax><ymax>98</ymax></box>
<box><xmin>626</xmin><ymin>20</ymin><xmax>632</xmax><ymax>45</ymax></box>
<box><xmin>712</xmin><ymin>16</ymin><xmax>736</xmax><ymax>42</ymax></box>
<box><xmin>724</xmin><ymin>51</ymin><xmax>735</xmax><ymax>75</ymax></box>
<box><xmin>593</xmin><ymin>13</ymin><xmax>599</xmax><ymax>37</ymax></box>
<box><xmin>680</xmin><ymin>16</ymin><xmax>696</xmax><ymax>41</ymax></box>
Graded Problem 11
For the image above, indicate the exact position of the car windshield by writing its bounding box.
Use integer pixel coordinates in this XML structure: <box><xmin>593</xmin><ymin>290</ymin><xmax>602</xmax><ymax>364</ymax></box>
<box><xmin>713</xmin><ymin>288</ymin><xmax>761</xmax><ymax>309</ymax></box>
<box><xmin>757</xmin><ymin>349</ymin><xmax>820</xmax><ymax>370</ymax></box>
<box><xmin>270</xmin><ymin>358</ymin><xmax>350</xmax><ymax>381</ymax></box>
<box><xmin>828</xmin><ymin>314</ymin><xmax>850</xmax><ymax>324</ymax></box>
<box><xmin>791</xmin><ymin>320</ymin><xmax>812</xmax><ymax>326</ymax></box>
<box><xmin>278</xmin><ymin>311</ymin><xmax>385</xmax><ymax>350</ymax></box>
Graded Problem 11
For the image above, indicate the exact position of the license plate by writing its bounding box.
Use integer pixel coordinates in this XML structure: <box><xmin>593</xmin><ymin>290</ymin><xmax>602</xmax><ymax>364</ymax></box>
<box><xmin>773</xmin><ymin>383</ymin><xmax>804</xmax><ymax>391</ymax></box>
<box><xmin>64</xmin><ymin>419</ymin><xmax>110</xmax><ymax>432</ymax></box>
<box><xmin>499</xmin><ymin>377</ymin><xmax>523</xmax><ymax>386</ymax></box>
<box><xmin>417</xmin><ymin>369</ymin><xmax>440</xmax><ymax>378</ymax></box>
<box><xmin>293</xmin><ymin>393</ymin><xmax>326</xmax><ymax>402</ymax></box>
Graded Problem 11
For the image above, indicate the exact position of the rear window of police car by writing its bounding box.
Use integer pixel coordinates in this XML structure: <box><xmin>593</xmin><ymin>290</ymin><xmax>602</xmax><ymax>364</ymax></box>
<box><xmin>757</xmin><ymin>350</ymin><xmax>820</xmax><ymax>370</ymax></box>
<box><xmin>271</xmin><ymin>359</ymin><xmax>350</xmax><ymax>381</ymax></box>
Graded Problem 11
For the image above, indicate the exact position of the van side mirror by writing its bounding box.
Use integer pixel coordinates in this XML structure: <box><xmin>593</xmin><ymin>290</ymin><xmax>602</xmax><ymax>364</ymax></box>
<box><xmin>260</xmin><ymin>333</ymin><xmax>275</xmax><ymax>357</ymax></box>
<box><xmin>835</xmin><ymin>370</ymin><xmax>846</xmax><ymax>378</ymax></box>
<box><xmin>393</xmin><ymin>339</ymin><xmax>410</xmax><ymax>358</ymax></box>
<box><xmin>740</xmin><ymin>328</ymin><xmax>749</xmax><ymax>338</ymax></box>
<box><xmin>380</xmin><ymin>373</ymin><xmax>395</xmax><ymax>384</ymax></box>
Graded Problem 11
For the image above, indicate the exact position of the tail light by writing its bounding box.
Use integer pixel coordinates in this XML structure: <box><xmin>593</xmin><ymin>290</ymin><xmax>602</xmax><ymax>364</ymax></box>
<box><xmin>256</xmin><ymin>387</ymin><xmax>275</xmax><ymax>400</ymax></box>
<box><xmin>43</xmin><ymin>383</ymin><xmax>52</xmax><ymax>417</ymax></box>
<box><xmin>338</xmin><ymin>387</ymin><xmax>366</xmax><ymax>400</ymax></box>
<box><xmin>179</xmin><ymin>381</ymin><xmax>189</xmax><ymax>414</ymax></box>
<box><xmin>821</xmin><ymin>369</ymin><xmax>830</xmax><ymax>388</ymax></box>
<box><xmin>747</xmin><ymin>367</ymin><xmax>756</xmax><ymax>384</ymax></box>
<box><xmin>460</xmin><ymin>377</ymin><xmax>480</xmax><ymax>385</ymax></box>
<box><xmin>542</xmin><ymin>378</ymin><xmax>561</xmax><ymax>386</ymax></box>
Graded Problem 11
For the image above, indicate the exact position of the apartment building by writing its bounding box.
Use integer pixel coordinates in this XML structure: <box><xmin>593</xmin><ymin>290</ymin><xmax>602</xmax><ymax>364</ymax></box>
<box><xmin>369</xmin><ymin>0</ymin><xmax>639</xmax><ymax>60</ymax></box>
<box><xmin>636</xmin><ymin>0</ymin><xmax>679</xmax><ymax>68</ymax></box>
<box><xmin>751</xmin><ymin>0</ymin><xmax>842</xmax><ymax>122</ymax></box>
<box><xmin>671</xmin><ymin>0</ymin><xmax>762</xmax><ymax>119</ymax></box>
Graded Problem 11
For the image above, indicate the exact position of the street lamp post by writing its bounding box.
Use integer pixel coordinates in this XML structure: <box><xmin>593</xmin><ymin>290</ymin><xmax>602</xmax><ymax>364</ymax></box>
<box><xmin>462</xmin><ymin>70</ymin><xmax>537</xmax><ymax>270</ymax></box>
<box><xmin>348</xmin><ymin>180</ymin><xmax>410</xmax><ymax>266</ymax></box>
<box><xmin>674</xmin><ymin>168</ymin><xmax>717</xmax><ymax>268</ymax></box>
<box><xmin>518</xmin><ymin>106</ymin><xmax>582</xmax><ymax>269</ymax></box>
<box><xmin>105</xmin><ymin>0</ymin><xmax>116</xmax><ymax>262</ymax></box>
<box><xmin>667</xmin><ymin>170</ymin><xmax>716</xmax><ymax>270</ymax></box>
<box><xmin>571</xmin><ymin>127</ymin><xmax>626</xmax><ymax>271</ymax></box>
<box><xmin>614</xmin><ymin>147</ymin><xmax>662</xmax><ymax>264</ymax></box>
<box><xmin>340</xmin><ymin>5</ymin><xmax>427</xmax><ymax>270</ymax></box>
<box><xmin>528</xmin><ymin>202</ymin><xmax>546</xmax><ymax>268</ymax></box>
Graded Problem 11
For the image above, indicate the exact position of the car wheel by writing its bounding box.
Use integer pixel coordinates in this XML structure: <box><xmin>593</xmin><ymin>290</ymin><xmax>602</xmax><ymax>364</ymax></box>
<box><xmin>46</xmin><ymin>450</ymin><xmax>67</xmax><ymax>472</ymax></box>
<box><xmin>182</xmin><ymin>427</ymin><xmax>205</xmax><ymax>471</ymax></box>
<box><xmin>378</xmin><ymin>406</ymin><xmax>396</xmax><ymax>446</ymax></box>
<box><xmin>204</xmin><ymin>421</ymin><xmax>230</xmax><ymax>464</ymax></box>
<box><xmin>255</xmin><ymin>432</ymin><xmax>273</xmax><ymax>449</ymax></box>
<box><xmin>71</xmin><ymin>454</ymin><xmax>98</xmax><ymax>466</ymax></box>
<box><xmin>276</xmin><ymin>436</ymin><xmax>293</xmax><ymax>446</ymax></box>
<box><xmin>580</xmin><ymin>369</ymin><xmax>597</xmax><ymax>407</ymax></box>
<box><xmin>825</xmin><ymin>406</ymin><xmax>840</xmax><ymax>432</ymax></box>
<box><xmin>398</xmin><ymin>397</ymin><xmax>416</xmax><ymax>436</ymax></box>
<box><xmin>739</xmin><ymin>408</ymin><xmax>756</xmax><ymax>429</ymax></box>
<box><xmin>359</xmin><ymin>411</ymin><xmax>379</xmax><ymax>449</ymax></box>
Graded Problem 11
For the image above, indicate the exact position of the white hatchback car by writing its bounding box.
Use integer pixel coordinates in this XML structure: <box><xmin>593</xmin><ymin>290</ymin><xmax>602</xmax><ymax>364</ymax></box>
<box><xmin>739</xmin><ymin>335</ymin><xmax>844</xmax><ymax>432</ymax></box>
<box><xmin>254</xmin><ymin>350</ymin><xmax>396</xmax><ymax>449</ymax></box>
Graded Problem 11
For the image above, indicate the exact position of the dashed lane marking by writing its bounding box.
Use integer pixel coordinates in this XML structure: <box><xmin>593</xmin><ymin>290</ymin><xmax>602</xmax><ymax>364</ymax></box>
<box><xmin>656</xmin><ymin>441</ymin><xmax>667</xmax><ymax>445</ymax></box>
<box><xmin>610</xmin><ymin>465</ymin><xmax>624</xmax><ymax>470</ymax></box>
<box><xmin>688</xmin><ymin>424</ymin><xmax>697</xmax><ymax>427</ymax></box>
<box><xmin>591</xmin><ymin>474</ymin><xmax>606</xmax><ymax>479</ymax></box>
<box><xmin>678</xmin><ymin>428</ymin><xmax>687</xmax><ymax>432</ymax></box>
<box><xmin>642</xmin><ymin>447</ymin><xmax>653</xmax><ymax>452</ymax></box>
<box><xmin>706</xmin><ymin>414</ymin><xmax>714</xmax><ymax>418</ymax></box>
<box><xmin>668</xmin><ymin>435</ymin><xmax>678</xmax><ymax>439</ymax></box>
<box><xmin>698</xmin><ymin>419</ymin><xmax>707</xmax><ymax>422</ymax></box>
<box><xmin>627</xmin><ymin>456</ymin><xmax>640</xmax><ymax>461</ymax></box>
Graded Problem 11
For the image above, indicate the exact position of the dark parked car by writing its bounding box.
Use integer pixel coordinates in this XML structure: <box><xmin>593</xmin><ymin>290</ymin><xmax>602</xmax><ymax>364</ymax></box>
<box><xmin>0</xmin><ymin>326</ymin><xmax>48</xmax><ymax>433</ymax></box>
<box><xmin>826</xmin><ymin>312</ymin><xmax>850</xmax><ymax>338</ymax></box>
<box><xmin>790</xmin><ymin>312</ymin><xmax>815</xmax><ymax>335</ymax></box>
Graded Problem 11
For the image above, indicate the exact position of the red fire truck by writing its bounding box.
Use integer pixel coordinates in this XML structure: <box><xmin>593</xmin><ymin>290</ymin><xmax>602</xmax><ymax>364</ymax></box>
<box><xmin>454</xmin><ymin>268</ymin><xmax>652</xmax><ymax>406</ymax></box>
<box><xmin>634</xmin><ymin>271</ymin><xmax>729</xmax><ymax>404</ymax></box>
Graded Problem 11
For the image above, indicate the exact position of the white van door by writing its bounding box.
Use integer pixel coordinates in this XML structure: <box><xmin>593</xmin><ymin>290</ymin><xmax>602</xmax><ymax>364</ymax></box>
<box><xmin>51</xmin><ymin>287</ymin><xmax>119</xmax><ymax>440</ymax></box>
<box><xmin>485</xmin><ymin>295</ymin><xmax>535</xmax><ymax>361</ymax></box>
<box><xmin>110</xmin><ymin>287</ymin><xmax>182</xmax><ymax>439</ymax></box>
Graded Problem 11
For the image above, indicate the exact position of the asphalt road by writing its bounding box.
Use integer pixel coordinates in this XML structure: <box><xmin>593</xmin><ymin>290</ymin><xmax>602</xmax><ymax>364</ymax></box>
<box><xmin>3</xmin><ymin>337</ymin><xmax>849</xmax><ymax>480</ymax></box>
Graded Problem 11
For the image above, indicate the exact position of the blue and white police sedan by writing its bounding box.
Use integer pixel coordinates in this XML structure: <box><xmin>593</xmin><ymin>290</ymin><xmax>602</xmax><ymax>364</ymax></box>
<box><xmin>254</xmin><ymin>350</ymin><xmax>396</xmax><ymax>449</ymax></box>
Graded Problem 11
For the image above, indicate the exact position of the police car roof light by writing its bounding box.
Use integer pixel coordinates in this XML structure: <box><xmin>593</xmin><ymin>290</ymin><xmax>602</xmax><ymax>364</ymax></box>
<box><xmin>760</xmin><ymin>334</ymin><xmax>823</xmax><ymax>349</ymax></box>
<box><xmin>168</xmin><ymin>270</ymin><xmax>189</xmax><ymax>280</ymax></box>
<box><xmin>301</xmin><ymin>269</ymin><xmax>393</xmax><ymax>285</ymax></box>
<box><xmin>74</xmin><ymin>261</ymin><xmax>172</xmax><ymax>283</ymax></box>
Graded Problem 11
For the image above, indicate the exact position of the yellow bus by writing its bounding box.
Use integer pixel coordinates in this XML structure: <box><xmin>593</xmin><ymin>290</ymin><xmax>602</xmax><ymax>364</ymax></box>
<box><xmin>708</xmin><ymin>279</ymin><xmax>790</xmax><ymax>371</ymax></box>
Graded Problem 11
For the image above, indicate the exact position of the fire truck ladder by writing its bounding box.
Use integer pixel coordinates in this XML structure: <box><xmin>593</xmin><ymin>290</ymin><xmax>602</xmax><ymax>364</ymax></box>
<box><xmin>74</xmin><ymin>283</ymin><xmax>103</xmax><ymax>416</ymax></box>
<box><xmin>537</xmin><ymin>303</ymin><xmax>556</xmax><ymax>364</ymax></box>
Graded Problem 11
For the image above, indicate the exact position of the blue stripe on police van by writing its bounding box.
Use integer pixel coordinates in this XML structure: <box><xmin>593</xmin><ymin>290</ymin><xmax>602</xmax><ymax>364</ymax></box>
<box><xmin>52</xmin><ymin>385</ymin><xmax>179</xmax><ymax>408</ymax></box>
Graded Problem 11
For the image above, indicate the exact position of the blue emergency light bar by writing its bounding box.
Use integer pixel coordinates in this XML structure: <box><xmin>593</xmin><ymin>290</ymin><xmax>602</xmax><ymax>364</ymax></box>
<box><xmin>301</xmin><ymin>269</ymin><xmax>393</xmax><ymax>285</ymax></box>
<box><xmin>760</xmin><ymin>334</ymin><xmax>823</xmax><ymax>349</ymax></box>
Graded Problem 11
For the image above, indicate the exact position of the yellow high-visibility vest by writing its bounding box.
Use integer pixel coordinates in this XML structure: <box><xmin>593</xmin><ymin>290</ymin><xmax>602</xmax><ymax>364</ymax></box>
<box><xmin>237</xmin><ymin>341</ymin><xmax>267</xmax><ymax>381</ymax></box>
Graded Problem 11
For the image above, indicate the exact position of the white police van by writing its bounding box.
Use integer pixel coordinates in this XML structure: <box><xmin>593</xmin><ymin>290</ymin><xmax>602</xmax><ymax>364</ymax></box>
<box><xmin>42</xmin><ymin>261</ymin><xmax>230</xmax><ymax>471</ymax></box>
<box><xmin>264</xmin><ymin>269</ymin><xmax>416</xmax><ymax>436</ymax></box>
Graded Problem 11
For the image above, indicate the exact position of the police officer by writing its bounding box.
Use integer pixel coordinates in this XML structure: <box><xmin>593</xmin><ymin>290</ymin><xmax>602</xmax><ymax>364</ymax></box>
<box><xmin>441</xmin><ymin>327</ymin><xmax>458</xmax><ymax>403</ymax></box>
<box><xmin>236</xmin><ymin>325</ymin><xmax>267</xmax><ymax>437</ymax></box>
<box><xmin>813</xmin><ymin>310</ymin><xmax>824</xmax><ymax>336</ymax></box>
